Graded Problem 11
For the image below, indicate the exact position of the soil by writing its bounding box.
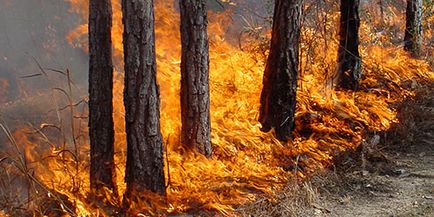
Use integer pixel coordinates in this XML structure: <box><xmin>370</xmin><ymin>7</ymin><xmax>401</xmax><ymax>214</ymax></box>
<box><xmin>312</xmin><ymin>84</ymin><xmax>434</xmax><ymax>217</ymax></box>
<box><xmin>315</xmin><ymin>143</ymin><xmax>434</xmax><ymax>217</ymax></box>
<box><xmin>239</xmin><ymin>84</ymin><xmax>434</xmax><ymax>217</ymax></box>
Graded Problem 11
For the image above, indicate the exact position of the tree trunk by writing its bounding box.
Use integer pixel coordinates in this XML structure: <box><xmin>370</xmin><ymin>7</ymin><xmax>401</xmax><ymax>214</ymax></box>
<box><xmin>379</xmin><ymin>0</ymin><xmax>384</xmax><ymax>24</ymax></box>
<box><xmin>337</xmin><ymin>0</ymin><xmax>362</xmax><ymax>90</ymax></box>
<box><xmin>259</xmin><ymin>0</ymin><xmax>303</xmax><ymax>141</ymax></box>
<box><xmin>180</xmin><ymin>0</ymin><xmax>212</xmax><ymax>157</ymax></box>
<box><xmin>122</xmin><ymin>0</ymin><xmax>165</xmax><ymax>196</ymax></box>
<box><xmin>404</xmin><ymin>0</ymin><xmax>422</xmax><ymax>56</ymax></box>
<box><xmin>88</xmin><ymin>0</ymin><xmax>117</xmax><ymax>194</ymax></box>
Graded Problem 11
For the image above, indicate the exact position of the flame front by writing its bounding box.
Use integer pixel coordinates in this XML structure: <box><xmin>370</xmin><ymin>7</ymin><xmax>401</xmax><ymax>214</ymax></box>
<box><xmin>6</xmin><ymin>0</ymin><xmax>433</xmax><ymax>216</ymax></box>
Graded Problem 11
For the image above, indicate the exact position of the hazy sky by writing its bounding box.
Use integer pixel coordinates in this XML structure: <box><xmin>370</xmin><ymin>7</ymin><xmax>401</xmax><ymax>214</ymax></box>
<box><xmin>0</xmin><ymin>0</ymin><xmax>87</xmax><ymax>100</ymax></box>
<box><xmin>0</xmin><ymin>0</ymin><xmax>268</xmax><ymax>102</ymax></box>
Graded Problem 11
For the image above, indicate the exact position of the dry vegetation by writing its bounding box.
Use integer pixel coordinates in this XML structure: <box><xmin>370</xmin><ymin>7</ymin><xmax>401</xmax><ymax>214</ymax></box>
<box><xmin>239</xmin><ymin>82</ymin><xmax>434</xmax><ymax>217</ymax></box>
<box><xmin>0</xmin><ymin>0</ymin><xmax>433</xmax><ymax>216</ymax></box>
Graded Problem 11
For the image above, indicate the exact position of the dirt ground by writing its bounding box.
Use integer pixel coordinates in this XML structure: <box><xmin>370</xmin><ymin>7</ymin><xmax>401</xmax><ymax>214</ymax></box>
<box><xmin>241</xmin><ymin>141</ymin><xmax>434</xmax><ymax>217</ymax></box>
<box><xmin>240</xmin><ymin>84</ymin><xmax>434</xmax><ymax>217</ymax></box>
<box><xmin>316</xmin><ymin>142</ymin><xmax>434</xmax><ymax>217</ymax></box>
<box><xmin>307</xmin><ymin>84</ymin><xmax>434</xmax><ymax>217</ymax></box>
<box><xmin>303</xmin><ymin>84</ymin><xmax>434</xmax><ymax>217</ymax></box>
<box><xmin>316</xmin><ymin>83</ymin><xmax>434</xmax><ymax>217</ymax></box>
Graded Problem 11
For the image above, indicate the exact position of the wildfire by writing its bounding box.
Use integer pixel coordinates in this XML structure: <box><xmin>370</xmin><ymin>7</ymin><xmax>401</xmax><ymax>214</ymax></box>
<box><xmin>3</xmin><ymin>0</ymin><xmax>433</xmax><ymax>216</ymax></box>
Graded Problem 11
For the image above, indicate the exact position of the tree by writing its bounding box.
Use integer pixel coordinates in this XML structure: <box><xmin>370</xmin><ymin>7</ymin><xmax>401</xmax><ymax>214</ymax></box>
<box><xmin>379</xmin><ymin>0</ymin><xmax>385</xmax><ymax>23</ymax></box>
<box><xmin>404</xmin><ymin>0</ymin><xmax>423</xmax><ymax>56</ymax></box>
<box><xmin>337</xmin><ymin>0</ymin><xmax>362</xmax><ymax>90</ymax></box>
<box><xmin>88</xmin><ymin>0</ymin><xmax>117</xmax><ymax>194</ymax></box>
<box><xmin>179</xmin><ymin>0</ymin><xmax>212</xmax><ymax>157</ymax></box>
<box><xmin>259</xmin><ymin>0</ymin><xmax>303</xmax><ymax>141</ymax></box>
<box><xmin>122</xmin><ymin>0</ymin><xmax>166</xmax><ymax>196</ymax></box>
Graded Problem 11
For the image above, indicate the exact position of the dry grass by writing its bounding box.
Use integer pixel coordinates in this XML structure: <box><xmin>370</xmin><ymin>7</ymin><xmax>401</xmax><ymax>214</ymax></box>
<box><xmin>0</xmin><ymin>120</ymin><xmax>77</xmax><ymax>217</ymax></box>
<box><xmin>237</xmin><ymin>81</ymin><xmax>434</xmax><ymax>217</ymax></box>
<box><xmin>386</xmin><ymin>82</ymin><xmax>434</xmax><ymax>150</ymax></box>
<box><xmin>0</xmin><ymin>1</ymin><xmax>433</xmax><ymax>216</ymax></box>
<box><xmin>236</xmin><ymin>159</ymin><xmax>395</xmax><ymax>217</ymax></box>
<box><xmin>0</xmin><ymin>69</ymin><xmax>86</xmax><ymax>216</ymax></box>
<box><xmin>237</xmin><ymin>178</ymin><xmax>321</xmax><ymax>217</ymax></box>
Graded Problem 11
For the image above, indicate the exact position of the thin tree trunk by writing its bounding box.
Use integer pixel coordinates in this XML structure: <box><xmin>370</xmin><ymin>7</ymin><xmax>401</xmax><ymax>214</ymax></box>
<box><xmin>404</xmin><ymin>0</ymin><xmax>423</xmax><ymax>56</ymax></box>
<box><xmin>259</xmin><ymin>0</ymin><xmax>303</xmax><ymax>141</ymax></box>
<box><xmin>180</xmin><ymin>0</ymin><xmax>212</xmax><ymax>157</ymax></box>
<box><xmin>379</xmin><ymin>0</ymin><xmax>384</xmax><ymax>24</ymax></box>
<box><xmin>88</xmin><ymin>0</ymin><xmax>117</xmax><ymax>194</ymax></box>
<box><xmin>337</xmin><ymin>0</ymin><xmax>362</xmax><ymax>90</ymax></box>
<box><xmin>122</xmin><ymin>0</ymin><xmax>165</xmax><ymax>196</ymax></box>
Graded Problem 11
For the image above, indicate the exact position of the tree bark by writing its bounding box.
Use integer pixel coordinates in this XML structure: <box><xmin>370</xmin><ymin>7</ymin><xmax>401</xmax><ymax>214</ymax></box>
<box><xmin>180</xmin><ymin>0</ymin><xmax>212</xmax><ymax>157</ymax></box>
<box><xmin>88</xmin><ymin>0</ymin><xmax>117</xmax><ymax>194</ymax></box>
<box><xmin>122</xmin><ymin>0</ymin><xmax>166</xmax><ymax>196</ymax></box>
<box><xmin>259</xmin><ymin>0</ymin><xmax>303</xmax><ymax>141</ymax></box>
<box><xmin>379</xmin><ymin>0</ymin><xmax>384</xmax><ymax>24</ymax></box>
<box><xmin>404</xmin><ymin>0</ymin><xmax>423</xmax><ymax>56</ymax></box>
<box><xmin>337</xmin><ymin>0</ymin><xmax>362</xmax><ymax>90</ymax></box>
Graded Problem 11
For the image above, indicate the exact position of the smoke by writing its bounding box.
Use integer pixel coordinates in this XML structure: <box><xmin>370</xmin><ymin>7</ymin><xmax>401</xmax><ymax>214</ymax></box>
<box><xmin>0</xmin><ymin>0</ymin><xmax>414</xmax><ymax>105</ymax></box>
<box><xmin>0</xmin><ymin>0</ymin><xmax>270</xmax><ymax>105</ymax></box>
<box><xmin>0</xmin><ymin>0</ymin><xmax>87</xmax><ymax>103</ymax></box>
<box><xmin>0</xmin><ymin>0</ymin><xmax>272</xmax><ymax>144</ymax></box>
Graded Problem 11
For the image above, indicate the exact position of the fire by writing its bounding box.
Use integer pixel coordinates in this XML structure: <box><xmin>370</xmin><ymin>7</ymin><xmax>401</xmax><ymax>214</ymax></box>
<box><xmin>3</xmin><ymin>0</ymin><xmax>433</xmax><ymax>216</ymax></box>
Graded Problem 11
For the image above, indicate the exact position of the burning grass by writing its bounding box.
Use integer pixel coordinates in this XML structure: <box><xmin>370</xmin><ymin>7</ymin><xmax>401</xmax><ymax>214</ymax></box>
<box><xmin>0</xmin><ymin>0</ymin><xmax>433</xmax><ymax>216</ymax></box>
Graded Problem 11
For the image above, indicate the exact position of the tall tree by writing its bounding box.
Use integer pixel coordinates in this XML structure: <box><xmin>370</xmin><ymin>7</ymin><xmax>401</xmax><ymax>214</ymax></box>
<box><xmin>122</xmin><ymin>0</ymin><xmax>166</xmax><ymax>196</ymax></box>
<box><xmin>179</xmin><ymin>0</ymin><xmax>212</xmax><ymax>157</ymax></box>
<box><xmin>88</xmin><ymin>0</ymin><xmax>117</xmax><ymax>194</ymax></box>
<box><xmin>259</xmin><ymin>0</ymin><xmax>303</xmax><ymax>141</ymax></box>
<box><xmin>337</xmin><ymin>0</ymin><xmax>362</xmax><ymax>90</ymax></box>
<box><xmin>379</xmin><ymin>0</ymin><xmax>385</xmax><ymax>23</ymax></box>
<box><xmin>404</xmin><ymin>0</ymin><xmax>423</xmax><ymax>56</ymax></box>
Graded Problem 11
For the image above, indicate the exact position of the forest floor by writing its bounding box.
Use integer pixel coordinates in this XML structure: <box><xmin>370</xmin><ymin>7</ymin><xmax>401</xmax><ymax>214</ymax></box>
<box><xmin>241</xmin><ymin>83</ymin><xmax>434</xmax><ymax>217</ymax></box>
<box><xmin>316</xmin><ymin>137</ymin><xmax>434</xmax><ymax>217</ymax></box>
<box><xmin>1</xmin><ymin>73</ymin><xmax>433</xmax><ymax>217</ymax></box>
<box><xmin>319</xmin><ymin>82</ymin><xmax>434</xmax><ymax>217</ymax></box>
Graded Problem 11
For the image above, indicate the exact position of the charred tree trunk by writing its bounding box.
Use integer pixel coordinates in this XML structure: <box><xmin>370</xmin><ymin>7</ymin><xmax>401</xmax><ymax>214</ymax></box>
<box><xmin>122</xmin><ymin>0</ymin><xmax>165</xmax><ymax>196</ymax></box>
<box><xmin>88</xmin><ymin>0</ymin><xmax>117</xmax><ymax>194</ymax></box>
<box><xmin>259</xmin><ymin>0</ymin><xmax>303</xmax><ymax>141</ymax></box>
<box><xmin>179</xmin><ymin>0</ymin><xmax>212</xmax><ymax>157</ymax></box>
<box><xmin>404</xmin><ymin>0</ymin><xmax>422</xmax><ymax>56</ymax></box>
<box><xmin>379</xmin><ymin>0</ymin><xmax>384</xmax><ymax>24</ymax></box>
<box><xmin>337</xmin><ymin>0</ymin><xmax>362</xmax><ymax>90</ymax></box>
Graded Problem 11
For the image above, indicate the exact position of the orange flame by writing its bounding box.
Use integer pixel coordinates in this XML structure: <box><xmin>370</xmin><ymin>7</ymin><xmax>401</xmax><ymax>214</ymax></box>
<box><xmin>7</xmin><ymin>0</ymin><xmax>433</xmax><ymax>216</ymax></box>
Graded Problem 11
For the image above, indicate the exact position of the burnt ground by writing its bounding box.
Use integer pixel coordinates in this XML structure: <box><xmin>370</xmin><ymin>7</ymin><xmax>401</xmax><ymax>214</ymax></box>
<box><xmin>241</xmin><ymin>137</ymin><xmax>434</xmax><ymax>217</ymax></box>
<box><xmin>240</xmin><ymin>84</ymin><xmax>434</xmax><ymax>217</ymax></box>
<box><xmin>317</xmin><ymin>83</ymin><xmax>434</xmax><ymax>217</ymax></box>
<box><xmin>315</xmin><ymin>138</ymin><xmax>434</xmax><ymax>217</ymax></box>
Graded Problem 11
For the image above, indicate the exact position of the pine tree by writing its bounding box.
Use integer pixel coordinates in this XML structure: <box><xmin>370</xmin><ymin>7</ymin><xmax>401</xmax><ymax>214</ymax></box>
<box><xmin>337</xmin><ymin>0</ymin><xmax>362</xmax><ymax>90</ymax></box>
<box><xmin>180</xmin><ymin>0</ymin><xmax>212</xmax><ymax>156</ymax></box>
<box><xmin>88</xmin><ymin>0</ymin><xmax>117</xmax><ymax>194</ymax></box>
<box><xmin>259</xmin><ymin>0</ymin><xmax>303</xmax><ymax>141</ymax></box>
<box><xmin>404</xmin><ymin>0</ymin><xmax>423</xmax><ymax>56</ymax></box>
<box><xmin>122</xmin><ymin>0</ymin><xmax>166</xmax><ymax>196</ymax></box>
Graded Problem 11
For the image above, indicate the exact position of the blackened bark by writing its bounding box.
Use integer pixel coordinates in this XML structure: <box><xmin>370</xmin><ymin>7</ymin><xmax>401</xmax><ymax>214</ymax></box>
<box><xmin>88</xmin><ymin>0</ymin><xmax>117</xmax><ymax>194</ymax></box>
<box><xmin>379</xmin><ymin>0</ymin><xmax>384</xmax><ymax>23</ymax></box>
<box><xmin>259</xmin><ymin>0</ymin><xmax>302</xmax><ymax>141</ymax></box>
<box><xmin>179</xmin><ymin>0</ymin><xmax>212</xmax><ymax>157</ymax></box>
<box><xmin>337</xmin><ymin>0</ymin><xmax>362</xmax><ymax>90</ymax></box>
<box><xmin>404</xmin><ymin>0</ymin><xmax>422</xmax><ymax>56</ymax></box>
<box><xmin>122</xmin><ymin>0</ymin><xmax>166</xmax><ymax>196</ymax></box>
